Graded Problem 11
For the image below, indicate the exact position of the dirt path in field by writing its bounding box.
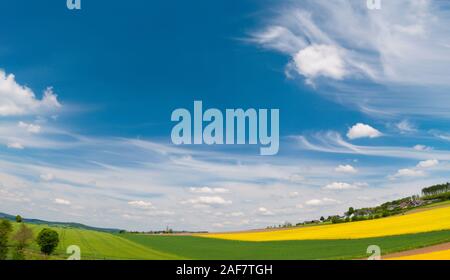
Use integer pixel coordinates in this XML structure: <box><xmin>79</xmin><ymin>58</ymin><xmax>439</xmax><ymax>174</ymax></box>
<box><xmin>382</xmin><ymin>242</ymin><xmax>450</xmax><ymax>259</ymax></box>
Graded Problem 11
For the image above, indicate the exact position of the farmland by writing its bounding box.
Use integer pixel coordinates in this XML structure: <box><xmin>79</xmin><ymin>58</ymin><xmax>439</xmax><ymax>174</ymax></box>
<box><xmin>11</xmin><ymin>223</ymin><xmax>180</xmax><ymax>260</ymax></box>
<box><xmin>7</xmin><ymin>224</ymin><xmax>450</xmax><ymax>260</ymax></box>
<box><xmin>387</xmin><ymin>249</ymin><xmax>450</xmax><ymax>260</ymax></box>
<box><xmin>123</xmin><ymin>230</ymin><xmax>450</xmax><ymax>260</ymax></box>
<box><xmin>385</xmin><ymin>242</ymin><xmax>450</xmax><ymax>260</ymax></box>
<box><xmin>3</xmin><ymin>203</ymin><xmax>450</xmax><ymax>260</ymax></box>
<box><xmin>200</xmin><ymin>205</ymin><xmax>450</xmax><ymax>241</ymax></box>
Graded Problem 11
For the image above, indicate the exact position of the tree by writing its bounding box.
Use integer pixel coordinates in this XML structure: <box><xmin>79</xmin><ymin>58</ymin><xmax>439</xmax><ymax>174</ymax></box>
<box><xmin>422</xmin><ymin>183</ymin><xmax>450</xmax><ymax>196</ymax></box>
<box><xmin>12</xmin><ymin>224</ymin><xmax>33</xmax><ymax>260</ymax></box>
<box><xmin>320</xmin><ymin>216</ymin><xmax>325</xmax><ymax>222</ymax></box>
<box><xmin>331</xmin><ymin>216</ymin><xmax>341</xmax><ymax>224</ymax></box>
<box><xmin>36</xmin><ymin>228</ymin><xmax>59</xmax><ymax>255</ymax></box>
<box><xmin>16</xmin><ymin>215</ymin><xmax>23</xmax><ymax>223</ymax></box>
<box><xmin>347</xmin><ymin>207</ymin><xmax>355</xmax><ymax>216</ymax></box>
<box><xmin>0</xmin><ymin>219</ymin><xmax>13</xmax><ymax>260</ymax></box>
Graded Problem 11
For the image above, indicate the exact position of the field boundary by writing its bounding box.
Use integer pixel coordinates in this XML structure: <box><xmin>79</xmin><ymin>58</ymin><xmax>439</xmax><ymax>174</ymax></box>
<box><xmin>383</xmin><ymin>242</ymin><xmax>450</xmax><ymax>259</ymax></box>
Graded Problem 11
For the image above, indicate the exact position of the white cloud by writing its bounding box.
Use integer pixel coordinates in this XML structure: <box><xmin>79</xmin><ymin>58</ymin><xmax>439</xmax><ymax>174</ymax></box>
<box><xmin>323</xmin><ymin>182</ymin><xmax>360</xmax><ymax>190</ymax></box>
<box><xmin>185</xmin><ymin>196</ymin><xmax>232</xmax><ymax>206</ymax></box>
<box><xmin>394</xmin><ymin>169</ymin><xmax>425</xmax><ymax>178</ymax></box>
<box><xmin>414</xmin><ymin>145</ymin><xmax>432</xmax><ymax>151</ymax></box>
<box><xmin>55</xmin><ymin>198</ymin><xmax>71</xmax><ymax>205</ymax></box>
<box><xmin>288</xmin><ymin>191</ymin><xmax>300</xmax><ymax>198</ymax></box>
<box><xmin>189</xmin><ymin>187</ymin><xmax>229</xmax><ymax>194</ymax></box>
<box><xmin>305</xmin><ymin>197</ymin><xmax>340</xmax><ymax>206</ymax></box>
<box><xmin>297</xmin><ymin>132</ymin><xmax>450</xmax><ymax>161</ymax></box>
<box><xmin>0</xmin><ymin>70</ymin><xmax>61</xmax><ymax>116</ymax></box>
<box><xmin>258</xmin><ymin>207</ymin><xmax>274</xmax><ymax>216</ymax></box>
<box><xmin>252</xmin><ymin>1</ymin><xmax>450</xmax><ymax>118</ymax></box>
<box><xmin>230</xmin><ymin>212</ymin><xmax>244</xmax><ymax>217</ymax></box>
<box><xmin>347</xmin><ymin>123</ymin><xmax>382</xmax><ymax>140</ymax></box>
<box><xmin>289</xmin><ymin>174</ymin><xmax>304</xmax><ymax>183</ymax></box>
<box><xmin>293</xmin><ymin>44</ymin><xmax>346</xmax><ymax>81</ymax></box>
<box><xmin>7</xmin><ymin>142</ymin><xmax>24</xmax><ymax>149</ymax></box>
<box><xmin>128</xmin><ymin>200</ymin><xmax>153</xmax><ymax>209</ymax></box>
<box><xmin>18</xmin><ymin>121</ymin><xmax>41</xmax><ymax>134</ymax></box>
<box><xmin>417</xmin><ymin>159</ymin><xmax>439</xmax><ymax>169</ymax></box>
<box><xmin>335</xmin><ymin>164</ymin><xmax>357</xmax><ymax>173</ymax></box>
<box><xmin>254</xmin><ymin>0</ymin><xmax>450</xmax><ymax>86</ymax></box>
<box><xmin>40</xmin><ymin>173</ymin><xmax>54</xmax><ymax>181</ymax></box>
<box><xmin>396</xmin><ymin>120</ymin><xmax>416</xmax><ymax>134</ymax></box>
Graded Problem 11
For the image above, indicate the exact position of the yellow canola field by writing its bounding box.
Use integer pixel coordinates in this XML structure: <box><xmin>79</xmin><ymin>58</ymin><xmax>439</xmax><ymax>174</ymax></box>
<box><xmin>201</xmin><ymin>206</ymin><xmax>450</xmax><ymax>241</ymax></box>
<box><xmin>387</xmin><ymin>249</ymin><xmax>450</xmax><ymax>260</ymax></box>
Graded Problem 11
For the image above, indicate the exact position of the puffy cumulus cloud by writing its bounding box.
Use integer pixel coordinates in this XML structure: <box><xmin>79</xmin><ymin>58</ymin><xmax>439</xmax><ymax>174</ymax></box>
<box><xmin>335</xmin><ymin>164</ymin><xmax>357</xmax><ymax>173</ymax></box>
<box><xmin>184</xmin><ymin>196</ymin><xmax>232</xmax><ymax>206</ymax></box>
<box><xmin>189</xmin><ymin>187</ymin><xmax>229</xmax><ymax>194</ymax></box>
<box><xmin>305</xmin><ymin>197</ymin><xmax>340</xmax><ymax>206</ymax></box>
<box><xmin>54</xmin><ymin>198</ymin><xmax>71</xmax><ymax>205</ymax></box>
<box><xmin>0</xmin><ymin>70</ymin><xmax>61</xmax><ymax>116</ymax></box>
<box><xmin>393</xmin><ymin>168</ymin><xmax>425</xmax><ymax>178</ymax></box>
<box><xmin>128</xmin><ymin>200</ymin><xmax>153</xmax><ymax>209</ymax></box>
<box><xmin>347</xmin><ymin>123</ymin><xmax>382</xmax><ymax>140</ymax></box>
<box><xmin>417</xmin><ymin>159</ymin><xmax>439</xmax><ymax>169</ymax></box>
<box><xmin>323</xmin><ymin>182</ymin><xmax>361</xmax><ymax>190</ymax></box>
<box><xmin>391</xmin><ymin>160</ymin><xmax>439</xmax><ymax>179</ymax></box>
<box><xmin>293</xmin><ymin>44</ymin><xmax>346</xmax><ymax>82</ymax></box>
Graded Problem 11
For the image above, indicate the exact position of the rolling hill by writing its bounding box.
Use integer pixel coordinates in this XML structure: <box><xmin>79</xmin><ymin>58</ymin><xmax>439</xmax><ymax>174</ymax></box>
<box><xmin>0</xmin><ymin>212</ymin><xmax>122</xmax><ymax>233</ymax></box>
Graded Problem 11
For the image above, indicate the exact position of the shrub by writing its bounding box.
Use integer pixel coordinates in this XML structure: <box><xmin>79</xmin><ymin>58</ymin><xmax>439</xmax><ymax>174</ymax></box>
<box><xmin>0</xmin><ymin>219</ymin><xmax>13</xmax><ymax>260</ymax></box>
<box><xmin>12</xmin><ymin>224</ymin><xmax>34</xmax><ymax>260</ymax></box>
<box><xmin>36</xmin><ymin>228</ymin><xmax>59</xmax><ymax>255</ymax></box>
<box><xmin>15</xmin><ymin>215</ymin><xmax>23</xmax><ymax>223</ymax></box>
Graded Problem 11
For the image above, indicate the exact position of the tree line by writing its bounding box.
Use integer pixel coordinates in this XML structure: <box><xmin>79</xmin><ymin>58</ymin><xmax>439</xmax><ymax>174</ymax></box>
<box><xmin>0</xmin><ymin>215</ymin><xmax>60</xmax><ymax>260</ymax></box>
<box><xmin>422</xmin><ymin>183</ymin><xmax>450</xmax><ymax>197</ymax></box>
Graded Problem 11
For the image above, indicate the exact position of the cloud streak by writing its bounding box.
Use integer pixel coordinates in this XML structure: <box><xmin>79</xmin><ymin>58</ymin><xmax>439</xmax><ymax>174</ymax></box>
<box><xmin>252</xmin><ymin>0</ymin><xmax>450</xmax><ymax>118</ymax></box>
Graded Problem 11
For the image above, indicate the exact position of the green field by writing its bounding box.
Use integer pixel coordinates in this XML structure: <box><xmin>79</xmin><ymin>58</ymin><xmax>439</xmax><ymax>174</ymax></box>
<box><xmin>122</xmin><ymin>230</ymin><xmax>450</xmax><ymax>260</ymax></box>
<box><xmin>11</xmin><ymin>223</ymin><xmax>180</xmax><ymax>260</ymax></box>
<box><xmin>9</xmin><ymin>222</ymin><xmax>450</xmax><ymax>260</ymax></box>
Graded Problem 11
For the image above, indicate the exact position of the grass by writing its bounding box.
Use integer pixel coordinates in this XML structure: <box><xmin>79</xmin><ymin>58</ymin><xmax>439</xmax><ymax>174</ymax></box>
<box><xmin>122</xmin><ymin>230</ymin><xmax>450</xmax><ymax>260</ymax></box>
<box><xmin>11</xmin><ymin>223</ymin><xmax>181</xmax><ymax>260</ymax></box>
<box><xmin>4</xmin><ymin>203</ymin><xmax>450</xmax><ymax>260</ymax></box>
<box><xmin>419</xmin><ymin>199</ymin><xmax>450</xmax><ymax>209</ymax></box>
<box><xmin>200</xmin><ymin>205</ymin><xmax>450</xmax><ymax>241</ymax></box>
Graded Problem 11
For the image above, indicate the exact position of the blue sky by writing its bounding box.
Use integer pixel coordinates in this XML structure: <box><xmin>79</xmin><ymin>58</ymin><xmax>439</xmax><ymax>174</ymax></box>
<box><xmin>1</xmin><ymin>0</ymin><xmax>450</xmax><ymax>231</ymax></box>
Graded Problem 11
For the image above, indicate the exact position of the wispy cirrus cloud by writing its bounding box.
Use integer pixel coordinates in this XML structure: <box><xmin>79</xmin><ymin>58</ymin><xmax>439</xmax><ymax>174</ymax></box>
<box><xmin>252</xmin><ymin>0</ymin><xmax>450</xmax><ymax>118</ymax></box>
<box><xmin>296</xmin><ymin>131</ymin><xmax>450</xmax><ymax>161</ymax></box>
